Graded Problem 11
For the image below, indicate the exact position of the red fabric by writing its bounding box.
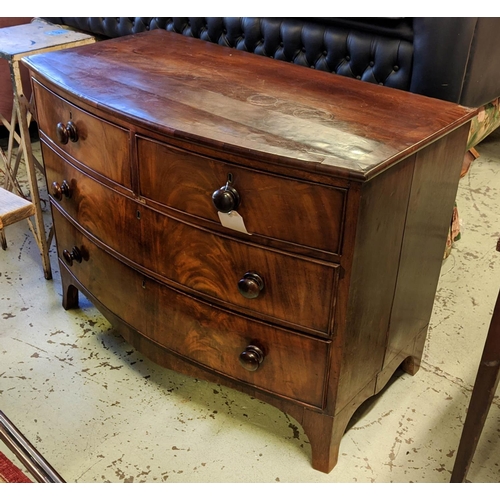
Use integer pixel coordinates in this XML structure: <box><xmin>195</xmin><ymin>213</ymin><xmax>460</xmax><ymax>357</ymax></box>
<box><xmin>0</xmin><ymin>450</ymin><xmax>32</xmax><ymax>483</ymax></box>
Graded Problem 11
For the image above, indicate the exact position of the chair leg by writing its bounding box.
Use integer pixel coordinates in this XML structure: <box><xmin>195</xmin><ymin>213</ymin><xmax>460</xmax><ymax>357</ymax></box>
<box><xmin>11</xmin><ymin>61</ymin><xmax>52</xmax><ymax>280</ymax></box>
<box><xmin>451</xmin><ymin>288</ymin><xmax>500</xmax><ymax>482</ymax></box>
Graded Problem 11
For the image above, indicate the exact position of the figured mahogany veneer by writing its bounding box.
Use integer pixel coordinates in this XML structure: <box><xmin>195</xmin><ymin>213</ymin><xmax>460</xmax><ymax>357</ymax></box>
<box><xmin>137</xmin><ymin>137</ymin><xmax>347</xmax><ymax>255</ymax></box>
<box><xmin>24</xmin><ymin>30</ymin><xmax>476</xmax><ymax>473</ymax></box>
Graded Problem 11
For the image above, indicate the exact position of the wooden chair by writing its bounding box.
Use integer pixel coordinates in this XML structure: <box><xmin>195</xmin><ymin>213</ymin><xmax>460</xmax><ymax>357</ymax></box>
<box><xmin>0</xmin><ymin>186</ymin><xmax>35</xmax><ymax>250</ymax></box>
<box><xmin>450</xmin><ymin>237</ymin><xmax>500</xmax><ymax>482</ymax></box>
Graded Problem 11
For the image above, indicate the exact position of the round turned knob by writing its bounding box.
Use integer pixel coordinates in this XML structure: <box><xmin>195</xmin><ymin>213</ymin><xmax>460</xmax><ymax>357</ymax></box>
<box><xmin>51</xmin><ymin>180</ymin><xmax>71</xmax><ymax>201</ymax></box>
<box><xmin>212</xmin><ymin>183</ymin><xmax>240</xmax><ymax>213</ymax></box>
<box><xmin>56</xmin><ymin>121</ymin><xmax>78</xmax><ymax>144</ymax></box>
<box><xmin>238</xmin><ymin>272</ymin><xmax>264</xmax><ymax>299</ymax></box>
<box><xmin>239</xmin><ymin>345</ymin><xmax>265</xmax><ymax>372</ymax></box>
<box><xmin>62</xmin><ymin>246</ymin><xmax>82</xmax><ymax>266</ymax></box>
<box><xmin>56</xmin><ymin>122</ymin><xmax>69</xmax><ymax>144</ymax></box>
<box><xmin>66</xmin><ymin>121</ymin><xmax>78</xmax><ymax>142</ymax></box>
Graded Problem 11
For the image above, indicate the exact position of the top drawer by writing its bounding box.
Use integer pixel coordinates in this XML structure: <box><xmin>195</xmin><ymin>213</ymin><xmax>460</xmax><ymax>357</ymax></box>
<box><xmin>33</xmin><ymin>81</ymin><xmax>131</xmax><ymax>189</ymax></box>
<box><xmin>137</xmin><ymin>137</ymin><xmax>347</xmax><ymax>255</ymax></box>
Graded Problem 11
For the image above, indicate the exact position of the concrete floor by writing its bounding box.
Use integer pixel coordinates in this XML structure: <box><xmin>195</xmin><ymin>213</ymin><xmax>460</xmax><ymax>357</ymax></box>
<box><xmin>0</xmin><ymin>129</ymin><xmax>499</xmax><ymax>484</ymax></box>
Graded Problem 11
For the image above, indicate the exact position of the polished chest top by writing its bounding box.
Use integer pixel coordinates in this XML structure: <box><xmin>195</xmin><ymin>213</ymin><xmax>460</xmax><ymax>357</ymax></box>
<box><xmin>24</xmin><ymin>30</ymin><xmax>474</xmax><ymax>181</ymax></box>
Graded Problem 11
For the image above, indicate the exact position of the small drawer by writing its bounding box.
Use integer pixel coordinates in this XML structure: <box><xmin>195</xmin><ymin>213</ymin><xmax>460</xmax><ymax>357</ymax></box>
<box><xmin>52</xmin><ymin>207</ymin><xmax>330</xmax><ymax>409</ymax></box>
<box><xmin>33</xmin><ymin>81</ymin><xmax>131</xmax><ymax>188</ymax></box>
<box><xmin>45</xmin><ymin>147</ymin><xmax>337</xmax><ymax>335</ymax></box>
<box><xmin>137</xmin><ymin>137</ymin><xmax>347</xmax><ymax>255</ymax></box>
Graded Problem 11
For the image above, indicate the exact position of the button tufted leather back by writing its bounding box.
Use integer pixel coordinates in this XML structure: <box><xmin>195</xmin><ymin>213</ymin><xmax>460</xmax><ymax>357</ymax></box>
<box><xmin>45</xmin><ymin>17</ymin><xmax>413</xmax><ymax>91</ymax></box>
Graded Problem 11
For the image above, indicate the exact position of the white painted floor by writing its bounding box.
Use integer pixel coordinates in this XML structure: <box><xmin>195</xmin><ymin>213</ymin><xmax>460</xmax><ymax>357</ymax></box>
<box><xmin>0</xmin><ymin>130</ymin><xmax>499</xmax><ymax>485</ymax></box>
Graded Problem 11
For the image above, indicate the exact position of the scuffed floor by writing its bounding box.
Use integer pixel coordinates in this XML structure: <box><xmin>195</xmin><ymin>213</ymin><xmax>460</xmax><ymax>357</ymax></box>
<box><xmin>0</xmin><ymin>129</ymin><xmax>499</xmax><ymax>483</ymax></box>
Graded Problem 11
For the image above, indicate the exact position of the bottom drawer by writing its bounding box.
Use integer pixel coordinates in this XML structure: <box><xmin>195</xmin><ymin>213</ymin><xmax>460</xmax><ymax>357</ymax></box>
<box><xmin>52</xmin><ymin>207</ymin><xmax>331</xmax><ymax>408</ymax></box>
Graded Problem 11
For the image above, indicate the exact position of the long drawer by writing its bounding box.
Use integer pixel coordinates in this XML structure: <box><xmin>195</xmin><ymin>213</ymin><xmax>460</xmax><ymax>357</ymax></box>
<box><xmin>44</xmin><ymin>144</ymin><xmax>338</xmax><ymax>335</ymax></box>
<box><xmin>33</xmin><ymin>81</ymin><xmax>131</xmax><ymax>189</ymax></box>
<box><xmin>138</xmin><ymin>136</ymin><xmax>347</xmax><ymax>254</ymax></box>
<box><xmin>52</xmin><ymin>206</ymin><xmax>330</xmax><ymax>408</ymax></box>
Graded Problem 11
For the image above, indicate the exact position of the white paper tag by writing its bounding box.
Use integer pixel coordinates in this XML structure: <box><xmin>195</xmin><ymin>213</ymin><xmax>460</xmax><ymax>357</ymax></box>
<box><xmin>218</xmin><ymin>210</ymin><xmax>251</xmax><ymax>235</ymax></box>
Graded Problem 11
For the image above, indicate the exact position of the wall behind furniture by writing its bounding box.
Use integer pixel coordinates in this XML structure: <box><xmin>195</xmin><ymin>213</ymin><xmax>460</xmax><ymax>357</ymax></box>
<box><xmin>0</xmin><ymin>18</ymin><xmax>33</xmax><ymax>128</ymax></box>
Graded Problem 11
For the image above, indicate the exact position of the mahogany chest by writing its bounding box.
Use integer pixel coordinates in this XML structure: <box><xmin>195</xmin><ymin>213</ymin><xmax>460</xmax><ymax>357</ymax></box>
<box><xmin>24</xmin><ymin>30</ymin><xmax>475</xmax><ymax>473</ymax></box>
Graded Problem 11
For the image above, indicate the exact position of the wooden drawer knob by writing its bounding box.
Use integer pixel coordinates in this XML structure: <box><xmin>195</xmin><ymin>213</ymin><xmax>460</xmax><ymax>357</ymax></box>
<box><xmin>212</xmin><ymin>176</ymin><xmax>240</xmax><ymax>213</ymax></box>
<box><xmin>51</xmin><ymin>180</ymin><xmax>71</xmax><ymax>201</ymax></box>
<box><xmin>62</xmin><ymin>246</ymin><xmax>82</xmax><ymax>266</ymax></box>
<box><xmin>239</xmin><ymin>345</ymin><xmax>265</xmax><ymax>372</ymax></box>
<box><xmin>56</xmin><ymin>121</ymin><xmax>78</xmax><ymax>145</ymax></box>
<box><xmin>238</xmin><ymin>272</ymin><xmax>264</xmax><ymax>299</ymax></box>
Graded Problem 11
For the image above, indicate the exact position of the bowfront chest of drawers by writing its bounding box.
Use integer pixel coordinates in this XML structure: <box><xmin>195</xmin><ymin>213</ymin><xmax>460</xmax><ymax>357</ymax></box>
<box><xmin>24</xmin><ymin>30</ymin><xmax>476</xmax><ymax>473</ymax></box>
